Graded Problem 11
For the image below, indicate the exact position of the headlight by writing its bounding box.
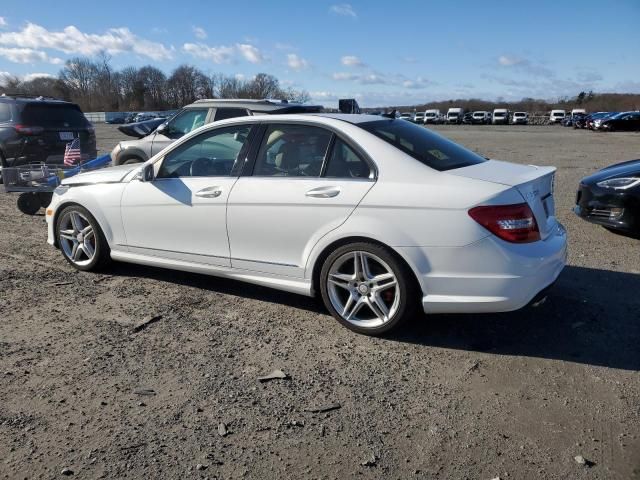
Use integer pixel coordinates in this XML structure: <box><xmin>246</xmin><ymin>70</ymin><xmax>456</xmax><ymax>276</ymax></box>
<box><xmin>54</xmin><ymin>185</ymin><xmax>69</xmax><ymax>195</ymax></box>
<box><xmin>597</xmin><ymin>177</ymin><xmax>640</xmax><ymax>190</ymax></box>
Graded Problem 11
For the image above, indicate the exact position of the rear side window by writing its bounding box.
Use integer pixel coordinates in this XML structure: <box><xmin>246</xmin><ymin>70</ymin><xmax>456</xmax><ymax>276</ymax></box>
<box><xmin>215</xmin><ymin>108</ymin><xmax>248</xmax><ymax>121</ymax></box>
<box><xmin>360</xmin><ymin>119</ymin><xmax>486</xmax><ymax>171</ymax></box>
<box><xmin>253</xmin><ymin>124</ymin><xmax>332</xmax><ymax>177</ymax></box>
<box><xmin>21</xmin><ymin>103</ymin><xmax>89</xmax><ymax>128</ymax></box>
<box><xmin>325</xmin><ymin>138</ymin><xmax>371</xmax><ymax>179</ymax></box>
<box><xmin>0</xmin><ymin>103</ymin><xmax>11</xmax><ymax>122</ymax></box>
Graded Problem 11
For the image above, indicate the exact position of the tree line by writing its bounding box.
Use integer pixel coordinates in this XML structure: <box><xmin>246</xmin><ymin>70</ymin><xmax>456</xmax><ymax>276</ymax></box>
<box><xmin>0</xmin><ymin>54</ymin><xmax>310</xmax><ymax>112</ymax></box>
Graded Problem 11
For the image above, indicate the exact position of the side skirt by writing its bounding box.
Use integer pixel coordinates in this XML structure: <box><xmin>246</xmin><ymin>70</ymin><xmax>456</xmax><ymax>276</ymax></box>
<box><xmin>110</xmin><ymin>249</ymin><xmax>313</xmax><ymax>297</ymax></box>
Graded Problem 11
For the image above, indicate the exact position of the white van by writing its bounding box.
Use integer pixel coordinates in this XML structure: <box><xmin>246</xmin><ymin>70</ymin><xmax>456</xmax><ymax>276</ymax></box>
<box><xmin>571</xmin><ymin>108</ymin><xmax>586</xmax><ymax>116</ymax></box>
<box><xmin>446</xmin><ymin>107</ymin><xmax>464</xmax><ymax>124</ymax></box>
<box><xmin>424</xmin><ymin>109</ymin><xmax>442</xmax><ymax>124</ymax></box>
<box><xmin>511</xmin><ymin>112</ymin><xmax>529</xmax><ymax>125</ymax></box>
<box><xmin>472</xmin><ymin>111</ymin><xmax>491</xmax><ymax>124</ymax></box>
<box><xmin>549</xmin><ymin>110</ymin><xmax>566</xmax><ymax>124</ymax></box>
<box><xmin>492</xmin><ymin>108</ymin><xmax>509</xmax><ymax>125</ymax></box>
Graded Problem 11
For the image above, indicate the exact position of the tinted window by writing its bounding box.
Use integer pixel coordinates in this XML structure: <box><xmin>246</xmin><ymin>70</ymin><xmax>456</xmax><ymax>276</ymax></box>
<box><xmin>215</xmin><ymin>108</ymin><xmax>248</xmax><ymax>121</ymax></box>
<box><xmin>0</xmin><ymin>103</ymin><xmax>11</xmax><ymax>122</ymax></box>
<box><xmin>253</xmin><ymin>124</ymin><xmax>332</xmax><ymax>177</ymax></box>
<box><xmin>325</xmin><ymin>138</ymin><xmax>371</xmax><ymax>179</ymax></box>
<box><xmin>158</xmin><ymin>125</ymin><xmax>251</xmax><ymax>178</ymax></box>
<box><xmin>21</xmin><ymin>103</ymin><xmax>89</xmax><ymax>128</ymax></box>
<box><xmin>360</xmin><ymin>119</ymin><xmax>486</xmax><ymax>171</ymax></box>
<box><xmin>167</xmin><ymin>108</ymin><xmax>208</xmax><ymax>136</ymax></box>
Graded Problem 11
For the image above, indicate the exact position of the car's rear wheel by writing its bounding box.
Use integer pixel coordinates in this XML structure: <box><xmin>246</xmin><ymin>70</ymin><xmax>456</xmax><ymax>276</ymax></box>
<box><xmin>56</xmin><ymin>205</ymin><xmax>111</xmax><ymax>271</ymax></box>
<box><xmin>320</xmin><ymin>242</ymin><xmax>418</xmax><ymax>335</ymax></box>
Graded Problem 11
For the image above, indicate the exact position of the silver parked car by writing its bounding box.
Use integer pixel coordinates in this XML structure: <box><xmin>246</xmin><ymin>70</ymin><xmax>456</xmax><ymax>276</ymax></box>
<box><xmin>110</xmin><ymin>99</ymin><xmax>323</xmax><ymax>165</ymax></box>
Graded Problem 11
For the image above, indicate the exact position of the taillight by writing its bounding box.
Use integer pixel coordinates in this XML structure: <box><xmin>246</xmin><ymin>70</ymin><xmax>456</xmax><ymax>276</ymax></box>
<box><xmin>469</xmin><ymin>203</ymin><xmax>540</xmax><ymax>243</ymax></box>
<box><xmin>14</xmin><ymin>124</ymin><xmax>44</xmax><ymax>135</ymax></box>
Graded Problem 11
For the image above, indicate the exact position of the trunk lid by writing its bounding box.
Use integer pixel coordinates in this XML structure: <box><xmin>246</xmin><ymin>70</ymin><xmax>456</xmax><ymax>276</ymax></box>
<box><xmin>449</xmin><ymin>160</ymin><xmax>557</xmax><ymax>239</ymax></box>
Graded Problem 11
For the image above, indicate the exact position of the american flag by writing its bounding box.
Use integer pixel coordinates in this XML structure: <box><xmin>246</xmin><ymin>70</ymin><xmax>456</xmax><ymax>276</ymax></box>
<box><xmin>63</xmin><ymin>138</ymin><xmax>81</xmax><ymax>166</ymax></box>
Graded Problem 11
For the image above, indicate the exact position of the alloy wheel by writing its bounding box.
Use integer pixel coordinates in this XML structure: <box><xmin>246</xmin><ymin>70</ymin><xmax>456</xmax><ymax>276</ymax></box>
<box><xmin>326</xmin><ymin>251</ymin><xmax>400</xmax><ymax>329</ymax></box>
<box><xmin>58</xmin><ymin>210</ymin><xmax>96</xmax><ymax>267</ymax></box>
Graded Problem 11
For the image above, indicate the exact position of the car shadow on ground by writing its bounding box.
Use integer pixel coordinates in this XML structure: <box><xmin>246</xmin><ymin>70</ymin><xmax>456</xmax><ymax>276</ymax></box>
<box><xmin>108</xmin><ymin>263</ymin><xmax>639</xmax><ymax>371</ymax></box>
<box><xmin>392</xmin><ymin>265</ymin><xmax>640</xmax><ymax>371</ymax></box>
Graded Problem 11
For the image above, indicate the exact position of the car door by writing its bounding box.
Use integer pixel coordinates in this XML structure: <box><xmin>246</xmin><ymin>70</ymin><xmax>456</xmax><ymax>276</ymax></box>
<box><xmin>227</xmin><ymin>123</ymin><xmax>376</xmax><ymax>277</ymax></box>
<box><xmin>121</xmin><ymin>123</ymin><xmax>254</xmax><ymax>267</ymax></box>
<box><xmin>150</xmin><ymin>108</ymin><xmax>211</xmax><ymax>156</ymax></box>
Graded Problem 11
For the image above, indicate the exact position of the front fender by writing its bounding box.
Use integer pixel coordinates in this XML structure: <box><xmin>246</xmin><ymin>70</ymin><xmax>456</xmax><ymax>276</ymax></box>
<box><xmin>48</xmin><ymin>183</ymin><xmax>127</xmax><ymax>248</ymax></box>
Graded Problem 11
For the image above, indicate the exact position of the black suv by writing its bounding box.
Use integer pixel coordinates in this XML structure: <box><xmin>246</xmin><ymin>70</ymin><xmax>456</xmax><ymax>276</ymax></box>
<box><xmin>0</xmin><ymin>94</ymin><xmax>97</xmax><ymax>181</ymax></box>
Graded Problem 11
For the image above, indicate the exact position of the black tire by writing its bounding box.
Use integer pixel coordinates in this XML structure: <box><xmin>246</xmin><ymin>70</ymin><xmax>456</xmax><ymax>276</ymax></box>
<box><xmin>55</xmin><ymin>205</ymin><xmax>111</xmax><ymax>271</ymax></box>
<box><xmin>319</xmin><ymin>242</ymin><xmax>419</xmax><ymax>336</ymax></box>
<box><xmin>122</xmin><ymin>157</ymin><xmax>144</xmax><ymax>165</ymax></box>
<box><xmin>17</xmin><ymin>193</ymin><xmax>41</xmax><ymax>215</ymax></box>
<box><xmin>38</xmin><ymin>192</ymin><xmax>53</xmax><ymax>208</ymax></box>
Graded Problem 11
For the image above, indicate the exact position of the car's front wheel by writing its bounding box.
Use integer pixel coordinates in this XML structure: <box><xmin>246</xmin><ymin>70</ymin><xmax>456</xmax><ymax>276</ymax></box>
<box><xmin>320</xmin><ymin>242</ymin><xmax>418</xmax><ymax>335</ymax></box>
<box><xmin>56</xmin><ymin>205</ymin><xmax>111</xmax><ymax>271</ymax></box>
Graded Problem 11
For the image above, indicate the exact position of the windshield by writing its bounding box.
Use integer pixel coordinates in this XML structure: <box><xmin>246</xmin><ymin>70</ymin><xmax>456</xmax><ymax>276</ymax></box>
<box><xmin>359</xmin><ymin>119</ymin><xmax>486</xmax><ymax>172</ymax></box>
<box><xmin>473</xmin><ymin>112</ymin><xmax>484</xmax><ymax>117</ymax></box>
<box><xmin>514</xmin><ymin>113</ymin><xmax>525</xmax><ymax>117</ymax></box>
<box><xmin>494</xmin><ymin>112</ymin><xmax>506</xmax><ymax>116</ymax></box>
<box><xmin>552</xmin><ymin>112</ymin><xmax>565</xmax><ymax>117</ymax></box>
<box><xmin>21</xmin><ymin>103</ymin><xmax>90</xmax><ymax>128</ymax></box>
<box><xmin>425</xmin><ymin>113</ymin><xmax>436</xmax><ymax>117</ymax></box>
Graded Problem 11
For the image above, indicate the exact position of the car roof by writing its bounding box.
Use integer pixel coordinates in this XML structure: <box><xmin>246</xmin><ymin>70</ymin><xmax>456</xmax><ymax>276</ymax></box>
<box><xmin>184</xmin><ymin>98</ymin><xmax>323</xmax><ymax>112</ymax></box>
<box><xmin>0</xmin><ymin>94</ymin><xmax>74</xmax><ymax>105</ymax></box>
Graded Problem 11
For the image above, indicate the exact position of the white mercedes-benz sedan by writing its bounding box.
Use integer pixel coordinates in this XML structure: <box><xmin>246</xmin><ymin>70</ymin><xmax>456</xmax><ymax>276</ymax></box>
<box><xmin>46</xmin><ymin>114</ymin><xmax>567</xmax><ymax>335</ymax></box>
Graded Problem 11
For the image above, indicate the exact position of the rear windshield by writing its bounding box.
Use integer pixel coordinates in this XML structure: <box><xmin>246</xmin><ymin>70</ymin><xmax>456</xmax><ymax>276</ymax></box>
<box><xmin>360</xmin><ymin>119</ymin><xmax>486</xmax><ymax>172</ymax></box>
<box><xmin>21</xmin><ymin>103</ymin><xmax>89</xmax><ymax>128</ymax></box>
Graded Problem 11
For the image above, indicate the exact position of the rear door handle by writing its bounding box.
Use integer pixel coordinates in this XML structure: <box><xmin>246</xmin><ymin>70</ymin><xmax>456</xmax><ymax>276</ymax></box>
<box><xmin>195</xmin><ymin>186</ymin><xmax>223</xmax><ymax>198</ymax></box>
<box><xmin>305</xmin><ymin>186</ymin><xmax>341</xmax><ymax>198</ymax></box>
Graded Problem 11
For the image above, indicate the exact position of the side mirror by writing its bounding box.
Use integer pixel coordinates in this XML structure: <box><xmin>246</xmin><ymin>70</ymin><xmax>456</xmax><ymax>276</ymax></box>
<box><xmin>135</xmin><ymin>164</ymin><xmax>154</xmax><ymax>182</ymax></box>
<box><xmin>156</xmin><ymin>123</ymin><xmax>168</xmax><ymax>134</ymax></box>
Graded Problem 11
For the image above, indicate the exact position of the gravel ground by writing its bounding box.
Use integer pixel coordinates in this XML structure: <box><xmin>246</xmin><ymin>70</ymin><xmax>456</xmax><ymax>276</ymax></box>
<box><xmin>1</xmin><ymin>124</ymin><xmax>639</xmax><ymax>479</ymax></box>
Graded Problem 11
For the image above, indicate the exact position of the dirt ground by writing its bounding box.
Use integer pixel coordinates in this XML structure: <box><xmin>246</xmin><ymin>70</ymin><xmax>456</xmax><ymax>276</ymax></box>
<box><xmin>1</xmin><ymin>124</ymin><xmax>639</xmax><ymax>480</ymax></box>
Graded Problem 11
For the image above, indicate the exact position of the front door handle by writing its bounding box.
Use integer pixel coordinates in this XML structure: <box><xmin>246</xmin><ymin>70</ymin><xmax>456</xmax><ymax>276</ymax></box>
<box><xmin>306</xmin><ymin>186</ymin><xmax>341</xmax><ymax>198</ymax></box>
<box><xmin>195</xmin><ymin>186</ymin><xmax>223</xmax><ymax>198</ymax></box>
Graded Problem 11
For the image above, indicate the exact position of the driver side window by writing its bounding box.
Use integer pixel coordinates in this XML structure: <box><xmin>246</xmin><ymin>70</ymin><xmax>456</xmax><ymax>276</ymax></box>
<box><xmin>157</xmin><ymin>125</ymin><xmax>252</xmax><ymax>178</ymax></box>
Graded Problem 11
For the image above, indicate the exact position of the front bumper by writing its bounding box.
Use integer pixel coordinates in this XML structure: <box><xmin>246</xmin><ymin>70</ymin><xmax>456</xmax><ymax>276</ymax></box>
<box><xmin>397</xmin><ymin>223</ymin><xmax>567</xmax><ymax>314</ymax></box>
<box><xmin>574</xmin><ymin>182</ymin><xmax>639</xmax><ymax>232</ymax></box>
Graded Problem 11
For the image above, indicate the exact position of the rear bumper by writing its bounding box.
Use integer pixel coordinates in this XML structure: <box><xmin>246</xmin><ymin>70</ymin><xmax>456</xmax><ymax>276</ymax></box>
<box><xmin>397</xmin><ymin>223</ymin><xmax>567</xmax><ymax>314</ymax></box>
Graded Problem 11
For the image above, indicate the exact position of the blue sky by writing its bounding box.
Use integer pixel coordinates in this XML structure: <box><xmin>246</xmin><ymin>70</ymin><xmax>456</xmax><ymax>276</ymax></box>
<box><xmin>0</xmin><ymin>0</ymin><xmax>638</xmax><ymax>107</ymax></box>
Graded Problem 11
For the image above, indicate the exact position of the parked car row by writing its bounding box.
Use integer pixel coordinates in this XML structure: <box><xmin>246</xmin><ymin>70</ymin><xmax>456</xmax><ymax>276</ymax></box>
<box><xmin>397</xmin><ymin>108</ymin><xmax>531</xmax><ymax>125</ymax></box>
<box><xmin>569</xmin><ymin>111</ymin><xmax>640</xmax><ymax>132</ymax></box>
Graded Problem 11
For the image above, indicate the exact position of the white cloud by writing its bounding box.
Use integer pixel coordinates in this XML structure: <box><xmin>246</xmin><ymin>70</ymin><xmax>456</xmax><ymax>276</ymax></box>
<box><xmin>182</xmin><ymin>43</ymin><xmax>264</xmax><ymax>64</ymax></box>
<box><xmin>0</xmin><ymin>17</ymin><xmax>7</xmax><ymax>27</ymax></box>
<box><xmin>183</xmin><ymin>43</ymin><xmax>235</xmax><ymax>63</ymax></box>
<box><xmin>0</xmin><ymin>47</ymin><xmax>63</xmax><ymax>64</ymax></box>
<box><xmin>498</xmin><ymin>55</ymin><xmax>524</xmax><ymax>66</ymax></box>
<box><xmin>192</xmin><ymin>26</ymin><xmax>207</xmax><ymax>40</ymax></box>
<box><xmin>23</xmin><ymin>72</ymin><xmax>55</xmax><ymax>82</ymax></box>
<box><xmin>287</xmin><ymin>53</ymin><xmax>309</xmax><ymax>71</ymax></box>
<box><xmin>237</xmin><ymin>43</ymin><xmax>264</xmax><ymax>63</ymax></box>
<box><xmin>333</xmin><ymin>72</ymin><xmax>358</xmax><ymax>81</ymax></box>
<box><xmin>341</xmin><ymin>55</ymin><xmax>364</xmax><ymax>67</ymax></box>
<box><xmin>329</xmin><ymin>4</ymin><xmax>357</xmax><ymax>18</ymax></box>
<box><xmin>0</xmin><ymin>22</ymin><xmax>174</xmax><ymax>61</ymax></box>
<box><xmin>497</xmin><ymin>54</ymin><xmax>553</xmax><ymax>78</ymax></box>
